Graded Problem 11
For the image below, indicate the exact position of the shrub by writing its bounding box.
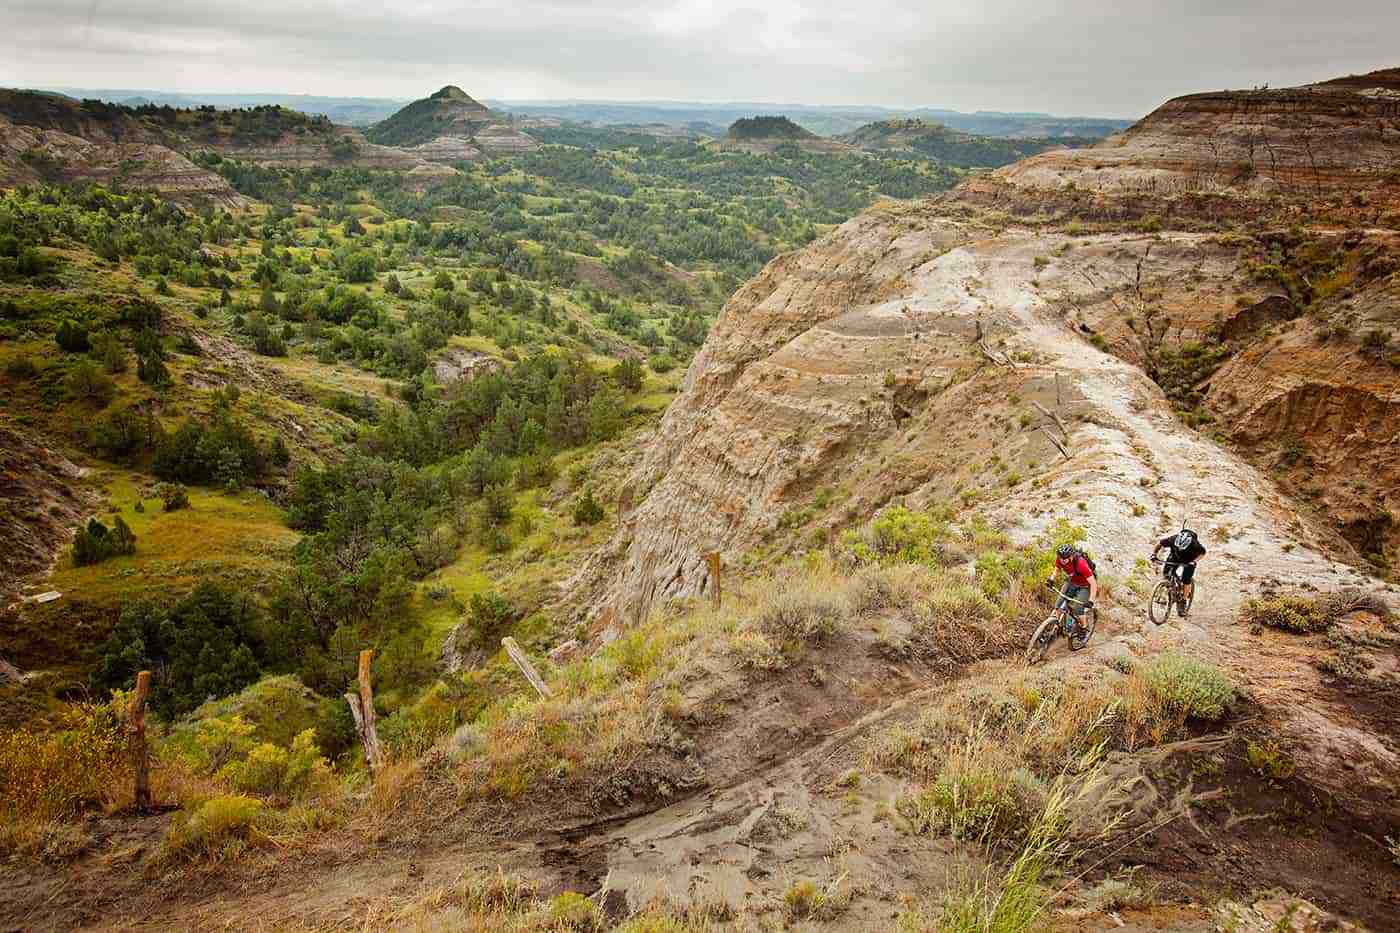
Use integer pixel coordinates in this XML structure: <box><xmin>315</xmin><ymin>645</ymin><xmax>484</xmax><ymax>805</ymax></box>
<box><xmin>612</xmin><ymin>356</ymin><xmax>644</xmax><ymax>392</ymax></box>
<box><xmin>899</xmin><ymin>748</ymin><xmax>1046</xmax><ymax>842</ymax></box>
<box><xmin>219</xmin><ymin>730</ymin><xmax>326</xmax><ymax>800</ymax></box>
<box><xmin>648</xmin><ymin>353</ymin><xmax>677</xmax><ymax>373</ymax></box>
<box><xmin>548</xmin><ymin>892</ymin><xmax>602</xmax><ymax>931</ymax></box>
<box><xmin>573</xmin><ymin>486</ymin><xmax>605</xmax><ymax>526</ymax></box>
<box><xmin>161</xmin><ymin>794</ymin><xmax>265</xmax><ymax>862</ymax></box>
<box><xmin>1243</xmin><ymin>595</ymin><xmax>1330</xmax><ymax>633</ymax></box>
<box><xmin>0</xmin><ymin>700</ymin><xmax>126</xmax><ymax>824</ymax></box>
<box><xmin>759</xmin><ymin>587</ymin><xmax>848</xmax><ymax>642</ymax></box>
<box><xmin>1138</xmin><ymin>653</ymin><xmax>1235</xmax><ymax>722</ymax></box>
<box><xmin>846</xmin><ymin>505</ymin><xmax>959</xmax><ymax>566</ymax></box>
<box><xmin>64</xmin><ymin>362</ymin><xmax>117</xmax><ymax>407</ymax></box>
<box><xmin>54</xmin><ymin>319</ymin><xmax>90</xmax><ymax>353</ymax></box>
<box><xmin>71</xmin><ymin>515</ymin><xmax>136</xmax><ymax>565</ymax></box>
<box><xmin>158</xmin><ymin>483</ymin><xmax>191</xmax><ymax>511</ymax></box>
<box><xmin>1246</xmin><ymin>740</ymin><xmax>1296</xmax><ymax>780</ymax></box>
<box><xmin>5</xmin><ymin>355</ymin><xmax>38</xmax><ymax>379</ymax></box>
<box><xmin>466</xmin><ymin>592</ymin><xmax>516</xmax><ymax>647</ymax></box>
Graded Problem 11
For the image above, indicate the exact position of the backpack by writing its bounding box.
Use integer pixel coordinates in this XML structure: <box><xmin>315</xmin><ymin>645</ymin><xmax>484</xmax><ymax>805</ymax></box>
<box><xmin>1072</xmin><ymin>548</ymin><xmax>1097</xmax><ymax>575</ymax></box>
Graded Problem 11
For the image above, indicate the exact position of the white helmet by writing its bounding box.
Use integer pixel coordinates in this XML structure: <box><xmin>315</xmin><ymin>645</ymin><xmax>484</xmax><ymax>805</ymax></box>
<box><xmin>1174</xmin><ymin>530</ymin><xmax>1195</xmax><ymax>550</ymax></box>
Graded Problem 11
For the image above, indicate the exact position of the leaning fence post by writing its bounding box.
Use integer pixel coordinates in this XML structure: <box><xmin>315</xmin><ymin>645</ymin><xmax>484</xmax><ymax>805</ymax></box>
<box><xmin>128</xmin><ymin>670</ymin><xmax>152</xmax><ymax>811</ymax></box>
<box><xmin>706</xmin><ymin>552</ymin><xmax>722</xmax><ymax>609</ymax></box>
<box><xmin>345</xmin><ymin>649</ymin><xmax>384</xmax><ymax>772</ymax></box>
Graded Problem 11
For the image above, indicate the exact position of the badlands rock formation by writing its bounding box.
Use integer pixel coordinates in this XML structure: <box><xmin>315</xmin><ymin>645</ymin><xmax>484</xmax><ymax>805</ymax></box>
<box><xmin>580</xmin><ymin>68</ymin><xmax>1400</xmax><ymax>628</ymax></box>
<box><xmin>366</xmin><ymin>85</ymin><xmax>540</xmax><ymax>158</ymax></box>
<box><xmin>0</xmin><ymin>114</ymin><xmax>244</xmax><ymax>206</ymax></box>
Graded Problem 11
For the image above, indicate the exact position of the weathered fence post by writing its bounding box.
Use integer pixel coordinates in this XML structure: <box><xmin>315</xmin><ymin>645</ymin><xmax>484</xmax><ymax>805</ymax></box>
<box><xmin>502</xmin><ymin>637</ymin><xmax>551</xmax><ymax>699</ymax></box>
<box><xmin>128</xmin><ymin>670</ymin><xmax>152</xmax><ymax>811</ymax></box>
<box><xmin>345</xmin><ymin>649</ymin><xmax>384</xmax><ymax>772</ymax></box>
<box><xmin>706</xmin><ymin>552</ymin><xmax>722</xmax><ymax>610</ymax></box>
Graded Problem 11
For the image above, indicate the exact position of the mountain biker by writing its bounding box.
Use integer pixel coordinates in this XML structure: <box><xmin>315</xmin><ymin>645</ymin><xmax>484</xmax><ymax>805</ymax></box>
<box><xmin>1048</xmin><ymin>543</ymin><xmax>1098</xmax><ymax>649</ymax></box>
<box><xmin>1152</xmin><ymin>529</ymin><xmax>1206</xmax><ymax>617</ymax></box>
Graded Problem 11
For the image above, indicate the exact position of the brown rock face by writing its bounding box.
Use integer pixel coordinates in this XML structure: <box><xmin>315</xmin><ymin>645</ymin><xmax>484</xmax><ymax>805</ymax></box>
<box><xmin>0</xmin><ymin>115</ymin><xmax>245</xmax><ymax>207</ymax></box>
<box><xmin>575</xmin><ymin>68</ymin><xmax>1400</xmax><ymax>631</ymax></box>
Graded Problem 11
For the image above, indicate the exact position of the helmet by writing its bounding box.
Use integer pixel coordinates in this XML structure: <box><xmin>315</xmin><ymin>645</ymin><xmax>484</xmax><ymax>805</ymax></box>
<box><xmin>1056</xmin><ymin>544</ymin><xmax>1075</xmax><ymax>559</ymax></box>
<box><xmin>1174</xmin><ymin>530</ymin><xmax>1195</xmax><ymax>550</ymax></box>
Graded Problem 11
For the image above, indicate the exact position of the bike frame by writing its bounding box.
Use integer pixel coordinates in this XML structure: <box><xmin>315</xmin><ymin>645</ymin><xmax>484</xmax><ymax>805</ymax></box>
<box><xmin>1045</xmin><ymin>581</ymin><xmax>1092</xmax><ymax>633</ymax></box>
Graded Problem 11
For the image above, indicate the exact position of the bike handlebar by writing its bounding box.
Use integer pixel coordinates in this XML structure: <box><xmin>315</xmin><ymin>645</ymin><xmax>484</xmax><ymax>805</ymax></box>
<box><xmin>1044</xmin><ymin>580</ymin><xmax>1093</xmax><ymax>607</ymax></box>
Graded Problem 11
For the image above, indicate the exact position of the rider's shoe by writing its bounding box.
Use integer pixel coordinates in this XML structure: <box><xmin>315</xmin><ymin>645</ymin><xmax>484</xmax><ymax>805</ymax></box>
<box><xmin>1068</xmin><ymin>621</ymin><xmax>1088</xmax><ymax>650</ymax></box>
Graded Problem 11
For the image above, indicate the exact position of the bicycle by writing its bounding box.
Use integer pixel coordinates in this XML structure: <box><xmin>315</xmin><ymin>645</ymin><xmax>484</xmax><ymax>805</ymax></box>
<box><xmin>1148</xmin><ymin>557</ymin><xmax>1195</xmax><ymax>624</ymax></box>
<box><xmin>1025</xmin><ymin>581</ymin><xmax>1097</xmax><ymax>664</ymax></box>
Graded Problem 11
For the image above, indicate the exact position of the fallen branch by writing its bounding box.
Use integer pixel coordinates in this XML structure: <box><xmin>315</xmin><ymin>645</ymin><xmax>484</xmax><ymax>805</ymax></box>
<box><xmin>977</xmin><ymin>341</ymin><xmax>1018</xmax><ymax>370</ymax></box>
<box><xmin>1040</xmin><ymin>426</ymin><xmax>1071</xmax><ymax>461</ymax></box>
<box><xmin>1032</xmin><ymin>400</ymin><xmax>1069</xmax><ymax>440</ymax></box>
<box><xmin>503</xmin><ymin>636</ymin><xmax>551</xmax><ymax>699</ymax></box>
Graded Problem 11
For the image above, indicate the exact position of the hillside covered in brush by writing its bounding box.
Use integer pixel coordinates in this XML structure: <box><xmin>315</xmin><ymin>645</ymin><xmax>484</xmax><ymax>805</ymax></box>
<box><xmin>2</xmin><ymin>65</ymin><xmax>1399</xmax><ymax>933</ymax></box>
<box><xmin>839</xmin><ymin>117</ymin><xmax>1094</xmax><ymax>167</ymax></box>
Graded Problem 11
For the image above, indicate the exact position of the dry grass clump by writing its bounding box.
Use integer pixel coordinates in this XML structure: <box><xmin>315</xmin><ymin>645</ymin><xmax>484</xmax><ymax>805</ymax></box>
<box><xmin>871</xmin><ymin>654</ymin><xmax>1237</xmax><ymax>797</ymax></box>
<box><xmin>0</xmin><ymin>819</ymin><xmax>92</xmax><ymax>863</ymax></box>
<box><xmin>896</xmin><ymin>730</ymin><xmax>1049</xmax><ymax>843</ymax></box>
<box><xmin>896</xmin><ymin>772</ymin><xmax>1091</xmax><ymax>933</ymax></box>
<box><xmin>1243</xmin><ymin>587</ymin><xmax>1390</xmax><ymax>634</ymax></box>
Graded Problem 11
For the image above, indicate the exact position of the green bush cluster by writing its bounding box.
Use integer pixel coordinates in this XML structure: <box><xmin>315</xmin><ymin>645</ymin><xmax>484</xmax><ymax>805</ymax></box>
<box><xmin>71</xmin><ymin>515</ymin><xmax>136</xmax><ymax>566</ymax></box>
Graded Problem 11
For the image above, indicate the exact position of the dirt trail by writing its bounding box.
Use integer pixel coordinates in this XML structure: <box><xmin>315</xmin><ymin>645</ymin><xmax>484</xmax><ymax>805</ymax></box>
<box><xmin>567</xmin><ymin>226</ymin><xmax>1397</xmax><ymax>925</ymax></box>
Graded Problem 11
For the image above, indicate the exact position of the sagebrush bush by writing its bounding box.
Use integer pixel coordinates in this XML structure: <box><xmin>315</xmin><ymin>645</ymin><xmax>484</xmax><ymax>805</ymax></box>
<box><xmin>1137</xmin><ymin>653</ymin><xmax>1235</xmax><ymax>722</ymax></box>
<box><xmin>161</xmin><ymin>794</ymin><xmax>266</xmax><ymax>861</ymax></box>
<box><xmin>759</xmin><ymin>587</ymin><xmax>848</xmax><ymax>642</ymax></box>
<box><xmin>1243</xmin><ymin>595</ymin><xmax>1330</xmax><ymax>633</ymax></box>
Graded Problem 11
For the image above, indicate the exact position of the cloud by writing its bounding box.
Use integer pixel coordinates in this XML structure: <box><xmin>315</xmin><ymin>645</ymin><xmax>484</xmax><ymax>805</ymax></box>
<box><xmin>1</xmin><ymin>0</ymin><xmax>1396</xmax><ymax>116</ymax></box>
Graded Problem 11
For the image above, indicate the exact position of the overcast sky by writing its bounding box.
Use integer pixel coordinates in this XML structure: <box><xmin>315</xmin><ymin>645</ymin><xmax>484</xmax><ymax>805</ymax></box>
<box><xmin>2</xmin><ymin>0</ymin><xmax>1397</xmax><ymax>117</ymax></box>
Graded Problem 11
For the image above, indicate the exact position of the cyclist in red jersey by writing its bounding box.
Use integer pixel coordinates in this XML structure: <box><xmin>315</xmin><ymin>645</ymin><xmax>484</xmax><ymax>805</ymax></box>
<box><xmin>1048</xmin><ymin>543</ymin><xmax>1098</xmax><ymax>649</ymax></box>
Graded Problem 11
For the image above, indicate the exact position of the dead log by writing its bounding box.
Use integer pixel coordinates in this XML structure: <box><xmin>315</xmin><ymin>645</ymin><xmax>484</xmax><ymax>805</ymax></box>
<box><xmin>345</xmin><ymin>649</ymin><xmax>384</xmax><ymax>772</ymax></box>
<box><xmin>1040</xmin><ymin>426</ymin><xmax>1072</xmax><ymax>461</ymax></box>
<box><xmin>503</xmin><ymin>637</ymin><xmax>551</xmax><ymax>699</ymax></box>
<box><xmin>1032</xmin><ymin>400</ymin><xmax>1070</xmax><ymax>440</ymax></box>
<box><xmin>977</xmin><ymin>341</ymin><xmax>1018</xmax><ymax>370</ymax></box>
<box><xmin>128</xmin><ymin>670</ymin><xmax>152</xmax><ymax>811</ymax></box>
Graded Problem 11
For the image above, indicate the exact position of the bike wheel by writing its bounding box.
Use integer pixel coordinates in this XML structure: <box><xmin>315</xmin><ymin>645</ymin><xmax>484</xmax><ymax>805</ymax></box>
<box><xmin>1026</xmin><ymin>616</ymin><xmax>1059</xmax><ymax>664</ymax></box>
<box><xmin>1149</xmin><ymin>581</ymin><xmax>1172</xmax><ymax>625</ymax></box>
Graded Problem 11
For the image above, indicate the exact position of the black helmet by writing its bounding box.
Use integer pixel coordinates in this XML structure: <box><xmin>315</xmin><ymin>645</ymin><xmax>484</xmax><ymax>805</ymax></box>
<box><xmin>1056</xmin><ymin>544</ymin><xmax>1075</xmax><ymax>559</ymax></box>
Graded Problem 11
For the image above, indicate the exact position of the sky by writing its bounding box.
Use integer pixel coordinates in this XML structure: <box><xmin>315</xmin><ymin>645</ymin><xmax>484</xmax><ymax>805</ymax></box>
<box><xmin>2</xmin><ymin>0</ymin><xmax>1398</xmax><ymax>118</ymax></box>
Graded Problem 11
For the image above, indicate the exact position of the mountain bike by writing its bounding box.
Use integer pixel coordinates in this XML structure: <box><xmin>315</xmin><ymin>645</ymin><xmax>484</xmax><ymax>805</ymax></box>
<box><xmin>1149</xmin><ymin>557</ymin><xmax>1195</xmax><ymax>624</ymax></box>
<box><xmin>1025</xmin><ymin>582</ymin><xmax>1097</xmax><ymax>664</ymax></box>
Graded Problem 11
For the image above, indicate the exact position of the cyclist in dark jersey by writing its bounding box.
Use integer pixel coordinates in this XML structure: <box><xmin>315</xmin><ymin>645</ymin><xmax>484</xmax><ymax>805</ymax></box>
<box><xmin>1048</xmin><ymin>543</ymin><xmax>1098</xmax><ymax>648</ymax></box>
<box><xmin>1153</xmin><ymin>529</ymin><xmax>1206</xmax><ymax>616</ymax></box>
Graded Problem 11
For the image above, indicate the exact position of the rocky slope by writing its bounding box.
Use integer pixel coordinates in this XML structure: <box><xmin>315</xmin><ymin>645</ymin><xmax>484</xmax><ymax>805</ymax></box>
<box><xmin>0</xmin><ymin>113</ymin><xmax>245</xmax><ymax>206</ymax></box>
<box><xmin>365</xmin><ymin>85</ymin><xmax>540</xmax><ymax>158</ymax></box>
<box><xmin>554</xmin><ymin>67</ymin><xmax>1400</xmax><ymax>924</ymax></box>
<box><xmin>580</xmin><ymin>67</ymin><xmax>1400</xmax><ymax>632</ymax></box>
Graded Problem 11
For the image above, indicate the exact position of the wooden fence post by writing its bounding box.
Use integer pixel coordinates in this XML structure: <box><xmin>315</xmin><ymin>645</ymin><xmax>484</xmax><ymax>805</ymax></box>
<box><xmin>706</xmin><ymin>552</ymin><xmax>722</xmax><ymax>610</ymax></box>
<box><xmin>502</xmin><ymin>637</ymin><xmax>551</xmax><ymax>699</ymax></box>
<box><xmin>128</xmin><ymin>670</ymin><xmax>152</xmax><ymax>811</ymax></box>
<box><xmin>345</xmin><ymin>649</ymin><xmax>384</xmax><ymax>773</ymax></box>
